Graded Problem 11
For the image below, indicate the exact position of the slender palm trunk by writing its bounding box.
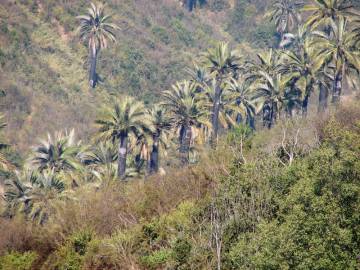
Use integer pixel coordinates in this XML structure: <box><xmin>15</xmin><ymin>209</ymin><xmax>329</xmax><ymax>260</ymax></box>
<box><xmin>212</xmin><ymin>82</ymin><xmax>222</xmax><ymax>146</ymax></box>
<box><xmin>318</xmin><ymin>82</ymin><xmax>328</xmax><ymax>112</ymax></box>
<box><xmin>302</xmin><ymin>78</ymin><xmax>313</xmax><ymax>116</ymax></box>
<box><xmin>148</xmin><ymin>133</ymin><xmax>160</xmax><ymax>174</ymax></box>
<box><xmin>186</xmin><ymin>0</ymin><xmax>194</xmax><ymax>11</ymax></box>
<box><xmin>118</xmin><ymin>135</ymin><xmax>127</xmax><ymax>180</ymax></box>
<box><xmin>179</xmin><ymin>124</ymin><xmax>191</xmax><ymax>164</ymax></box>
<box><xmin>89</xmin><ymin>49</ymin><xmax>97</xmax><ymax>88</ymax></box>
<box><xmin>332</xmin><ymin>68</ymin><xmax>343</xmax><ymax>103</ymax></box>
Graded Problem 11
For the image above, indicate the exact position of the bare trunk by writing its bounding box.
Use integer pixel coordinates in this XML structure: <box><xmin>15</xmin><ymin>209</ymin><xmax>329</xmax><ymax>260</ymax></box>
<box><xmin>186</xmin><ymin>0</ymin><xmax>194</xmax><ymax>11</ymax></box>
<box><xmin>212</xmin><ymin>82</ymin><xmax>222</xmax><ymax>146</ymax></box>
<box><xmin>89</xmin><ymin>50</ymin><xmax>97</xmax><ymax>88</ymax></box>
<box><xmin>332</xmin><ymin>69</ymin><xmax>343</xmax><ymax>104</ymax></box>
<box><xmin>318</xmin><ymin>82</ymin><xmax>328</xmax><ymax>113</ymax></box>
<box><xmin>118</xmin><ymin>135</ymin><xmax>127</xmax><ymax>180</ymax></box>
<box><xmin>148</xmin><ymin>133</ymin><xmax>160</xmax><ymax>174</ymax></box>
<box><xmin>179</xmin><ymin>124</ymin><xmax>191</xmax><ymax>164</ymax></box>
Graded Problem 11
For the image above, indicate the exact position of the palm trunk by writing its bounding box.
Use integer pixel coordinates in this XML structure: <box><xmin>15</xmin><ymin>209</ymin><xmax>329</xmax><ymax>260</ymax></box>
<box><xmin>332</xmin><ymin>69</ymin><xmax>343</xmax><ymax>104</ymax></box>
<box><xmin>89</xmin><ymin>49</ymin><xmax>97</xmax><ymax>88</ymax></box>
<box><xmin>302</xmin><ymin>78</ymin><xmax>313</xmax><ymax>116</ymax></box>
<box><xmin>318</xmin><ymin>82</ymin><xmax>328</xmax><ymax>112</ymax></box>
<box><xmin>179</xmin><ymin>124</ymin><xmax>191</xmax><ymax>164</ymax></box>
<box><xmin>149</xmin><ymin>133</ymin><xmax>160</xmax><ymax>174</ymax></box>
<box><xmin>212</xmin><ymin>82</ymin><xmax>222</xmax><ymax>146</ymax></box>
<box><xmin>186</xmin><ymin>0</ymin><xmax>194</xmax><ymax>11</ymax></box>
<box><xmin>118</xmin><ymin>135</ymin><xmax>127</xmax><ymax>180</ymax></box>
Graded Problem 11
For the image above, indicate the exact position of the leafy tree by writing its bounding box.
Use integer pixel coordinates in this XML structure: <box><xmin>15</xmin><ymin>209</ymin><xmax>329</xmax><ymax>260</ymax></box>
<box><xmin>313</xmin><ymin>18</ymin><xmax>360</xmax><ymax>102</ymax></box>
<box><xmin>95</xmin><ymin>97</ymin><xmax>154</xmax><ymax>179</ymax></box>
<box><xmin>162</xmin><ymin>81</ymin><xmax>210</xmax><ymax>164</ymax></box>
<box><xmin>77</xmin><ymin>2</ymin><xmax>118</xmax><ymax>88</ymax></box>
<box><xmin>202</xmin><ymin>42</ymin><xmax>241</xmax><ymax>144</ymax></box>
<box><xmin>30</xmin><ymin>130</ymin><xmax>82</xmax><ymax>173</ymax></box>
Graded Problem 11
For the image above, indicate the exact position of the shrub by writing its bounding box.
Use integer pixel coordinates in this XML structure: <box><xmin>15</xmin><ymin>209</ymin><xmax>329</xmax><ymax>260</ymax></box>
<box><xmin>0</xmin><ymin>251</ymin><xmax>37</xmax><ymax>270</ymax></box>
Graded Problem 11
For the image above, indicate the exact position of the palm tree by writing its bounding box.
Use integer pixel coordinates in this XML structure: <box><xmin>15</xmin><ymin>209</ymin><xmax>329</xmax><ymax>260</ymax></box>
<box><xmin>266</xmin><ymin>0</ymin><xmax>303</xmax><ymax>46</ymax></box>
<box><xmin>312</xmin><ymin>18</ymin><xmax>360</xmax><ymax>103</ymax></box>
<box><xmin>226</xmin><ymin>77</ymin><xmax>258</xmax><ymax>127</ymax></box>
<box><xmin>95</xmin><ymin>97</ymin><xmax>154</xmax><ymax>179</ymax></box>
<box><xmin>253</xmin><ymin>72</ymin><xmax>289</xmax><ymax>128</ymax></box>
<box><xmin>77</xmin><ymin>2</ymin><xmax>118</xmax><ymax>88</ymax></box>
<box><xmin>148</xmin><ymin>105</ymin><xmax>172</xmax><ymax>174</ymax></box>
<box><xmin>31</xmin><ymin>130</ymin><xmax>82</xmax><ymax>173</ymax></box>
<box><xmin>202</xmin><ymin>42</ymin><xmax>241</xmax><ymax>144</ymax></box>
<box><xmin>279</xmin><ymin>33</ymin><xmax>324</xmax><ymax>114</ymax></box>
<box><xmin>248</xmin><ymin>49</ymin><xmax>280</xmax><ymax>80</ymax></box>
<box><xmin>4</xmin><ymin>169</ymin><xmax>66</xmax><ymax>224</ymax></box>
<box><xmin>162</xmin><ymin>81</ymin><xmax>210</xmax><ymax>164</ymax></box>
<box><xmin>303</xmin><ymin>0</ymin><xmax>357</xmax><ymax>30</ymax></box>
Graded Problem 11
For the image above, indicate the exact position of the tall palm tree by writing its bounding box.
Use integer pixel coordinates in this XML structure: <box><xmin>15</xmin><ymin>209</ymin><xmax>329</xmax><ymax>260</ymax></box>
<box><xmin>162</xmin><ymin>81</ymin><xmax>210</xmax><ymax>164</ymax></box>
<box><xmin>266</xmin><ymin>0</ymin><xmax>303</xmax><ymax>46</ymax></box>
<box><xmin>312</xmin><ymin>18</ymin><xmax>360</xmax><ymax>102</ymax></box>
<box><xmin>77</xmin><ymin>2</ymin><xmax>118</xmax><ymax>88</ymax></box>
<box><xmin>253</xmin><ymin>72</ymin><xmax>289</xmax><ymax>128</ymax></box>
<box><xmin>4</xmin><ymin>169</ymin><xmax>66</xmax><ymax>224</ymax></box>
<box><xmin>202</xmin><ymin>42</ymin><xmax>241</xmax><ymax>144</ymax></box>
<box><xmin>31</xmin><ymin>130</ymin><xmax>82</xmax><ymax>173</ymax></box>
<box><xmin>147</xmin><ymin>105</ymin><xmax>172</xmax><ymax>174</ymax></box>
<box><xmin>95</xmin><ymin>97</ymin><xmax>154</xmax><ymax>179</ymax></box>
<box><xmin>279</xmin><ymin>33</ymin><xmax>324</xmax><ymax>114</ymax></box>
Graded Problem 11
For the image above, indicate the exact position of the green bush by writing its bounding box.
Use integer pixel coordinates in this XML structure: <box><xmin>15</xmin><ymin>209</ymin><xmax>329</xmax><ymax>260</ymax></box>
<box><xmin>0</xmin><ymin>251</ymin><xmax>37</xmax><ymax>270</ymax></box>
<box><xmin>140</xmin><ymin>249</ymin><xmax>172</xmax><ymax>269</ymax></box>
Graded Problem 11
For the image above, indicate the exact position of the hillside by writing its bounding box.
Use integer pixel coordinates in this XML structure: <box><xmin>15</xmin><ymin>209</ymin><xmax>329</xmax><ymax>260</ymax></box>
<box><xmin>1</xmin><ymin>0</ymin><xmax>261</xmax><ymax>151</ymax></box>
<box><xmin>0</xmin><ymin>0</ymin><xmax>360</xmax><ymax>269</ymax></box>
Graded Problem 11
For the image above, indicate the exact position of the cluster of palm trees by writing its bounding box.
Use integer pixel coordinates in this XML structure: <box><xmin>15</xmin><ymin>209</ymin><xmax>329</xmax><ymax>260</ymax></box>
<box><xmin>2</xmin><ymin>0</ymin><xmax>360</xmax><ymax>224</ymax></box>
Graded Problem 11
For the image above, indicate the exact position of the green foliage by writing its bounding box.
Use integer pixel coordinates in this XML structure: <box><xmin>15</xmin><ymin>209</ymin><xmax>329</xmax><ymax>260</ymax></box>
<box><xmin>42</xmin><ymin>231</ymin><xmax>93</xmax><ymax>270</ymax></box>
<box><xmin>0</xmin><ymin>251</ymin><xmax>37</xmax><ymax>270</ymax></box>
<box><xmin>140</xmin><ymin>249</ymin><xmax>172</xmax><ymax>269</ymax></box>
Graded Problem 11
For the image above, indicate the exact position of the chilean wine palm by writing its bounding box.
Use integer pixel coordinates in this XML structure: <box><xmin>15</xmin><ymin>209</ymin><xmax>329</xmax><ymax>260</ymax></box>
<box><xmin>303</xmin><ymin>0</ymin><xmax>357</xmax><ymax>30</ymax></box>
<box><xmin>31</xmin><ymin>130</ymin><xmax>82</xmax><ymax>173</ymax></box>
<box><xmin>266</xmin><ymin>0</ymin><xmax>302</xmax><ymax>45</ymax></box>
<box><xmin>95</xmin><ymin>97</ymin><xmax>154</xmax><ymax>179</ymax></box>
<box><xmin>77</xmin><ymin>2</ymin><xmax>118</xmax><ymax>88</ymax></box>
<box><xmin>162</xmin><ymin>81</ymin><xmax>209</xmax><ymax>163</ymax></box>
<box><xmin>253</xmin><ymin>72</ymin><xmax>288</xmax><ymax>128</ymax></box>
<box><xmin>147</xmin><ymin>105</ymin><xmax>172</xmax><ymax>174</ymax></box>
<box><xmin>279</xmin><ymin>35</ymin><xmax>323</xmax><ymax>114</ymax></box>
<box><xmin>312</xmin><ymin>18</ymin><xmax>360</xmax><ymax>102</ymax></box>
<box><xmin>4</xmin><ymin>169</ymin><xmax>66</xmax><ymax>224</ymax></box>
<box><xmin>226</xmin><ymin>77</ymin><xmax>258</xmax><ymax>127</ymax></box>
<box><xmin>202</xmin><ymin>42</ymin><xmax>241</xmax><ymax>143</ymax></box>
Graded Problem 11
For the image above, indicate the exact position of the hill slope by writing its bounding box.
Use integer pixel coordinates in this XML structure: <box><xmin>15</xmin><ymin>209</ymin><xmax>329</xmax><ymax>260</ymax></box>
<box><xmin>0</xmin><ymin>0</ymin><xmax>244</xmax><ymax>151</ymax></box>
